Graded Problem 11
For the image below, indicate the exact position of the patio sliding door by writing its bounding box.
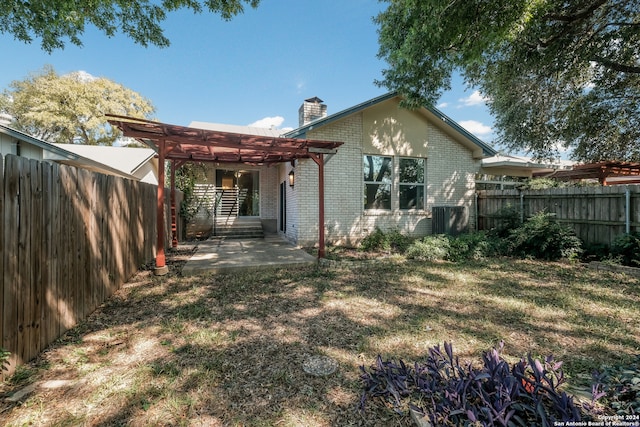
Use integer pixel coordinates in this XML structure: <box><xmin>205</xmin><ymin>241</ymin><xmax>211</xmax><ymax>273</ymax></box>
<box><xmin>215</xmin><ymin>169</ymin><xmax>260</xmax><ymax>217</ymax></box>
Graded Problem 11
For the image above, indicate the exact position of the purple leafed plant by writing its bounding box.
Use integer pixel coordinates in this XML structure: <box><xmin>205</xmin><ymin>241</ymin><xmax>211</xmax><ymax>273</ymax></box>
<box><xmin>360</xmin><ymin>342</ymin><xmax>599</xmax><ymax>426</ymax></box>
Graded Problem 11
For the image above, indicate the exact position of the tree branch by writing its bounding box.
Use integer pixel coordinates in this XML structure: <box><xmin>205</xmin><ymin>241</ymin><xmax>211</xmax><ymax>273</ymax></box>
<box><xmin>592</xmin><ymin>56</ymin><xmax>640</xmax><ymax>74</ymax></box>
<box><xmin>544</xmin><ymin>0</ymin><xmax>607</xmax><ymax>23</ymax></box>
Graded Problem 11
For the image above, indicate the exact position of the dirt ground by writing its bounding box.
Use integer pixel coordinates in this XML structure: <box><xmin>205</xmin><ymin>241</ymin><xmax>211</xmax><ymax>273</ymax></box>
<box><xmin>0</xmin><ymin>246</ymin><xmax>409</xmax><ymax>426</ymax></box>
<box><xmin>1</xmin><ymin>246</ymin><xmax>638</xmax><ymax>426</ymax></box>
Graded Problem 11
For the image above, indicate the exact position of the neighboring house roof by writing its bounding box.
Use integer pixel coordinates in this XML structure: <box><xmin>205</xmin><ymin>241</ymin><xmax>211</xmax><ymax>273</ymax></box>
<box><xmin>50</xmin><ymin>143</ymin><xmax>157</xmax><ymax>183</ymax></box>
<box><xmin>0</xmin><ymin>124</ymin><xmax>140</xmax><ymax>180</ymax></box>
<box><xmin>284</xmin><ymin>92</ymin><xmax>497</xmax><ymax>157</ymax></box>
<box><xmin>482</xmin><ymin>154</ymin><xmax>574</xmax><ymax>177</ymax></box>
<box><xmin>189</xmin><ymin>121</ymin><xmax>286</xmax><ymax>138</ymax></box>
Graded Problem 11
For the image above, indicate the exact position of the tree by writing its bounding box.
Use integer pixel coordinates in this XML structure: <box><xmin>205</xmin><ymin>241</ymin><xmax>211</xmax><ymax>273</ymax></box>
<box><xmin>375</xmin><ymin>0</ymin><xmax>640</xmax><ymax>162</ymax></box>
<box><xmin>1</xmin><ymin>65</ymin><xmax>155</xmax><ymax>145</ymax></box>
<box><xmin>0</xmin><ymin>0</ymin><xmax>260</xmax><ymax>52</ymax></box>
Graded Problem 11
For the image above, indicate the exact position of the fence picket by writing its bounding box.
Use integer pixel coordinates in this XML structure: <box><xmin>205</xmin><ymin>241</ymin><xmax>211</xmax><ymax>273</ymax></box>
<box><xmin>3</xmin><ymin>156</ymin><xmax>21</xmax><ymax>374</ymax></box>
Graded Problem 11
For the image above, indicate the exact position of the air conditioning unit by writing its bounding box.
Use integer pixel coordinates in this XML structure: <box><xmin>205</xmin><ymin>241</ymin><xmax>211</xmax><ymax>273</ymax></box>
<box><xmin>432</xmin><ymin>206</ymin><xmax>468</xmax><ymax>236</ymax></box>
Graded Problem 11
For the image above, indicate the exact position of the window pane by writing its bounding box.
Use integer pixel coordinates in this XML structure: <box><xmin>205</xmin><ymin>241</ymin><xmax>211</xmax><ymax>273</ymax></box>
<box><xmin>399</xmin><ymin>158</ymin><xmax>424</xmax><ymax>183</ymax></box>
<box><xmin>364</xmin><ymin>183</ymin><xmax>391</xmax><ymax>210</ymax></box>
<box><xmin>400</xmin><ymin>185</ymin><xmax>424</xmax><ymax>210</ymax></box>
<box><xmin>364</xmin><ymin>155</ymin><xmax>392</xmax><ymax>210</ymax></box>
<box><xmin>364</xmin><ymin>155</ymin><xmax>392</xmax><ymax>182</ymax></box>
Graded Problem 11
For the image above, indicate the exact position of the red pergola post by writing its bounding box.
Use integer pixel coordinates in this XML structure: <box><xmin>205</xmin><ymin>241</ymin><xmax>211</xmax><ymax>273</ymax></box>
<box><xmin>155</xmin><ymin>139</ymin><xmax>168</xmax><ymax>275</ymax></box>
<box><xmin>310</xmin><ymin>153</ymin><xmax>325</xmax><ymax>258</ymax></box>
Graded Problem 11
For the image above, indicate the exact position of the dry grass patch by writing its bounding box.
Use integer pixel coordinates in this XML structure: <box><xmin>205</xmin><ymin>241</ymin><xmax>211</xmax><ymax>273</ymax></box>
<box><xmin>1</xmin><ymin>252</ymin><xmax>639</xmax><ymax>426</ymax></box>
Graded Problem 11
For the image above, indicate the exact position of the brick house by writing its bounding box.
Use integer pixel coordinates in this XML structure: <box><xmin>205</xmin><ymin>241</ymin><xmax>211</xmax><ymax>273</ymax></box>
<box><xmin>185</xmin><ymin>92</ymin><xmax>497</xmax><ymax>247</ymax></box>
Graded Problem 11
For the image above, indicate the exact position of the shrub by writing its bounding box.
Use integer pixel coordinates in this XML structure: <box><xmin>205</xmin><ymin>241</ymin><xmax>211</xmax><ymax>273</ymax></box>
<box><xmin>593</xmin><ymin>356</ymin><xmax>640</xmax><ymax>415</ymax></box>
<box><xmin>508</xmin><ymin>211</ymin><xmax>583</xmax><ymax>261</ymax></box>
<box><xmin>360</xmin><ymin>228</ymin><xmax>412</xmax><ymax>254</ymax></box>
<box><xmin>518</xmin><ymin>178</ymin><xmax>563</xmax><ymax>190</ymax></box>
<box><xmin>360</xmin><ymin>342</ymin><xmax>599</xmax><ymax>426</ymax></box>
<box><xmin>360</xmin><ymin>227</ymin><xmax>390</xmax><ymax>252</ymax></box>
<box><xmin>581</xmin><ymin>242</ymin><xmax>611</xmax><ymax>263</ymax></box>
<box><xmin>447</xmin><ymin>232</ymin><xmax>492</xmax><ymax>262</ymax></box>
<box><xmin>488</xmin><ymin>204</ymin><xmax>522</xmax><ymax>238</ymax></box>
<box><xmin>406</xmin><ymin>235</ymin><xmax>450</xmax><ymax>261</ymax></box>
<box><xmin>387</xmin><ymin>229</ymin><xmax>412</xmax><ymax>253</ymax></box>
<box><xmin>610</xmin><ymin>231</ymin><xmax>640</xmax><ymax>267</ymax></box>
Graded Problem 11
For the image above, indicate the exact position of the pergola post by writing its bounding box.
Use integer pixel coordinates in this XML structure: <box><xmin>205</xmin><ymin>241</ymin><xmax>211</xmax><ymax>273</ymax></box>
<box><xmin>310</xmin><ymin>153</ymin><xmax>326</xmax><ymax>258</ymax></box>
<box><xmin>155</xmin><ymin>139</ymin><xmax>169</xmax><ymax>275</ymax></box>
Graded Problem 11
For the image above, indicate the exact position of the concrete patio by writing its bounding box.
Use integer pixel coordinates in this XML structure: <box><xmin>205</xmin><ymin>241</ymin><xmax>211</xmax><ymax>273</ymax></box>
<box><xmin>181</xmin><ymin>235</ymin><xmax>318</xmax><ymax>275</ymax></box>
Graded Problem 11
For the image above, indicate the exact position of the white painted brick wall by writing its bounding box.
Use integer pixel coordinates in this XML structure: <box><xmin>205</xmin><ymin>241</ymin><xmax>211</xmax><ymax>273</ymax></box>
<box><xmin>260</xmin><ymin>166</ymin><xmax>278</xmax><ymax>219</ymax></box>
<box><xmin>426</xmin><ymin>126</ymin><xmax>479</xmax><ymax>231</ymax></box>
<box><xmin>292</xmin><ymin>111</ymin><xmax>480</xmax><ymax>247</ymax></box>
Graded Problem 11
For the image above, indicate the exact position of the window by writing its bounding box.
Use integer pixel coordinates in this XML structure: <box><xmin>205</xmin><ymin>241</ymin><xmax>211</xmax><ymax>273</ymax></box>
<box><xmin>399</xmin><ymin>158</ymin><xmax>425</xmax><ymax>210</ymax></box>
<box><xmin>364</xmin><ymin>155</ymin><xmax>392</xmax><ymax>210</ymax></box>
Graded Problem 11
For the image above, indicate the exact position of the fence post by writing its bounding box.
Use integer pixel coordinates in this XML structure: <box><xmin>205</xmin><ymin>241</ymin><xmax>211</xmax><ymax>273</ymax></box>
<box><xmin>474</xmin><ymin>192</ymin><xmax>478</xmax><ymax>232</ymax></box>
<box><xmin>626</xmin><ymin>186</ymin><xmax>631</xmax><ymax>234</ymax></box>
<box><xmin>520</xmin><ymin>191</ymin><xmax>525</xmax><ymax>223</ymax></box>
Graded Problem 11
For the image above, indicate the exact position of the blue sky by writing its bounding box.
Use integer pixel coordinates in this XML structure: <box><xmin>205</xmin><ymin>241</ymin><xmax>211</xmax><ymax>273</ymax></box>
<box><xmin>0</xmin><ymin>0</ymin><xmax>497</xmax><ymax>147</ymax></box>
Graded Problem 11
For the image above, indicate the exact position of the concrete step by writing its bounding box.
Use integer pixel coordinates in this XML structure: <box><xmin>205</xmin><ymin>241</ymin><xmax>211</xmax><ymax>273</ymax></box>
<box><xmin>213</xmin><ymin>218</ymin><xmax>263</xmax><ymax>238</ymax></box>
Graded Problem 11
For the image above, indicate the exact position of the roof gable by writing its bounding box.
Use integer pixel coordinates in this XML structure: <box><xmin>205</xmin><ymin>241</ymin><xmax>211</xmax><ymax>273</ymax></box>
<box><xmin>284</xmin><ymin>93</ymin><xmax>497</xmax><ymax>158</ymax></box>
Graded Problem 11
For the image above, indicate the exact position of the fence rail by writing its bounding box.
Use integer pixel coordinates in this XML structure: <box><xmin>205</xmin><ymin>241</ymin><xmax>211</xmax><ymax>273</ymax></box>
<box><xmin>477</xmin><ymin>185</ymin><xmax>640</xmax><ymax>246</ymax></box>
<box><xmin>1</xmin><ymin>154</ymin><xmax>175</xmax><ymax>378</ymax></box>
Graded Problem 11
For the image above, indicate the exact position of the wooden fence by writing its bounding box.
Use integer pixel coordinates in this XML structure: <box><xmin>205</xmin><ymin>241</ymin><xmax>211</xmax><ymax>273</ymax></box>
<box><xmin>1</xmin><ymin>154</ymin><xmax>177</xmax><ymax>378</ymax></box>
<box><xmin>477</xmin><ymin>186</ymin><xmax>640</xmax><ymax>247</ymax></box>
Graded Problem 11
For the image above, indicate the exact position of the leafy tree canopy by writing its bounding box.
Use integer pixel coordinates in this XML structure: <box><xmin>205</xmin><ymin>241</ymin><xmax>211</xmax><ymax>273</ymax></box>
<box><xmin>0</xmin><ymin>0</ymin><xmax>260</xmax><ymax>52</ymax></box>
<box><xmin>1</xmin><ymin>65</ymin><xmax>155</xmax><ymax>145</ymax></box>
<box><xmin>375</xmin><ymin>0</ymin><xmax>640</xmax><ymax>162</ymax></box>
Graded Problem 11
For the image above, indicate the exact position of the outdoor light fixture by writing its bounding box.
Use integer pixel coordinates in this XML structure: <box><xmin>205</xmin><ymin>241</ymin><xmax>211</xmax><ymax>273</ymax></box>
<box><xmin>288</xmin><ymin>170</ymin><xmax>295</xmax><ymax>188</ymax></box>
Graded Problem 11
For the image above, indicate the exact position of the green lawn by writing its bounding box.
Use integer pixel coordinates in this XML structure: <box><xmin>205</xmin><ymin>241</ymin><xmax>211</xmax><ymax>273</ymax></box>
<box><xmin>1</xmin><ymin>255</ymin><xmax>638</xmax><ymax>426</ymax></box>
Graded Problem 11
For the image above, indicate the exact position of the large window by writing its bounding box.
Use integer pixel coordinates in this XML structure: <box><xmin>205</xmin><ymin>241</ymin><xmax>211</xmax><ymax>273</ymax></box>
<box><xmin>364</xmin><ymin>155</ymin><xmax>392</xmax><ymax>210</ymax></box>
<box><xmin>399</xmin><ymin>158</ymin><xmax>425</xmax><ymax>210</ymax></box>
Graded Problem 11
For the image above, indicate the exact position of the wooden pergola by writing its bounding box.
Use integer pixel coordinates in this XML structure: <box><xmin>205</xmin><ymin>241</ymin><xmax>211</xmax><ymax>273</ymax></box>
<box><xmin>536</xmin><ymin>161</ymin><xmax>640</xmax><ymax>185</ymax></box>
<box><xmin>107</xmin><ymin>114</ymin><xmax>343</xmax><ymax>274</ymax></box>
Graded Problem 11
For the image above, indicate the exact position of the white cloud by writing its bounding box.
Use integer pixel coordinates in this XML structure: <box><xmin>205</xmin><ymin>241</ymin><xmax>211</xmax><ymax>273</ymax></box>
<box><xmin>459</xmin><ymin>120</ymin><xmax>492</xmax><ymax>137</ymax></box>
<box><xmin>114</xmin><ymin>136</ymin><xmax>141</xmax><ymax>147</ymax></box>
<box><xmin>67</xmin><ymin>70</ymin><xmax>97</xmax><ymax>82</ymax></box>
<box><xmin>458</xmin><ymin>90</ymin><xmax>489</xmax><ymax>107</ymax></box>
<box><xmin>248</xmin><ymin>116</ymin><xmax>286</xmax><ymax>129</ymax></box>
<box><xmin>437</xmin><ymin>102</ymin><xmax>449</xmax><ymax>109</ymax></box>
<box><xmin>296</xmin><ymin>79</ymin><xmax>306</xmax><ymax>94</ymax></box>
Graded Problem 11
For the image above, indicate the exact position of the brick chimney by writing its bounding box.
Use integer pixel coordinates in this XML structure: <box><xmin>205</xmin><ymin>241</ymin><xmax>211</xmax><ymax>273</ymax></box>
<box><xmin>298</xmin><ymin>97</ymin><xmax>327</xmax><ymax>127</ymax></box>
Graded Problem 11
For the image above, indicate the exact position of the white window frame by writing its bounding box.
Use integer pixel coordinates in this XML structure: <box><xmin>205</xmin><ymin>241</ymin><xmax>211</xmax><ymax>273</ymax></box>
<box><xmin>398</xmin><ymin>157</ymin><xmax>426</xmax><ymax>210</ymax></box>
<box><xmin>363</xmin><ymin>155</ymin><xmax>393</xmax><ymax>211</ymax></box>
